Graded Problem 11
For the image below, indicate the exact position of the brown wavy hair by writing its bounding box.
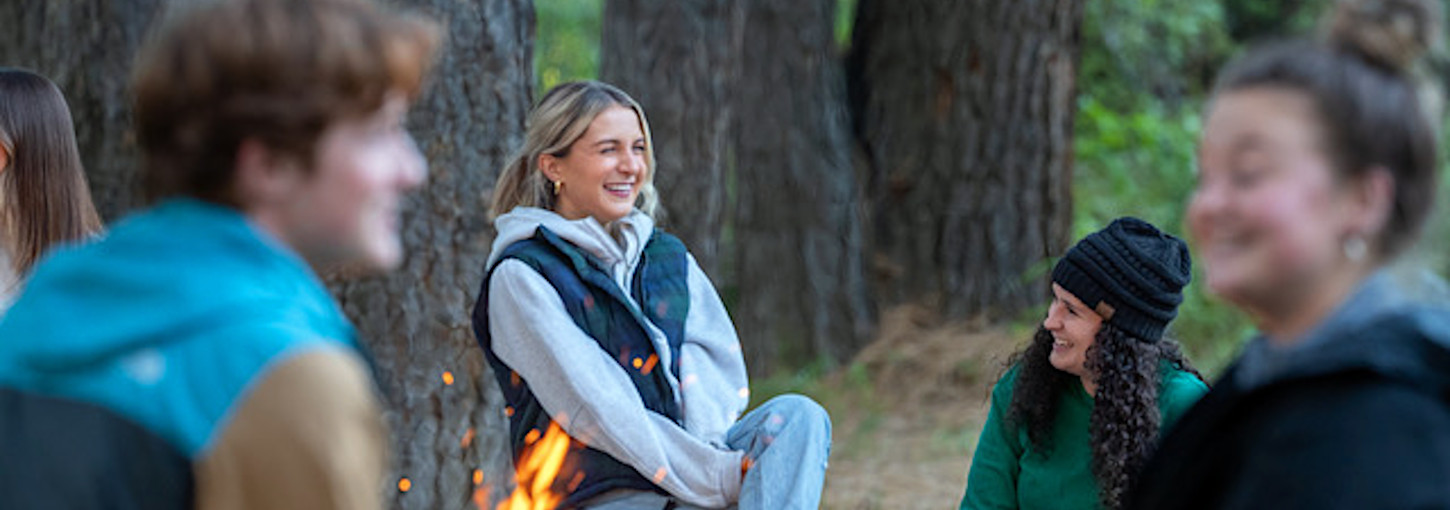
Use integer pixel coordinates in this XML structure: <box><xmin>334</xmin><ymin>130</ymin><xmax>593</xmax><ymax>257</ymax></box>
<box><xmin>132</xmin><ymin>0</ymin><xmax>440</xmax><ymax>205</ymax></box>
<box><xmin>0</xmin><ymin>68</ymin><xmax>102</xmax><ymax>279</ymax></box>
<box><xmin>1005</xmin><ymin>324</ymin><xmax>1203</xmax><ymax>509</ymax></box>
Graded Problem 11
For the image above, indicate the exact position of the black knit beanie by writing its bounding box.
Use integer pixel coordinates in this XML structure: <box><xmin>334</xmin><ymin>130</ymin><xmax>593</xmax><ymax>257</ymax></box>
<box><xmin>1050</xmin><ymin>217</ymin><xmax>1191</xmax><ymax>342</ymax></box>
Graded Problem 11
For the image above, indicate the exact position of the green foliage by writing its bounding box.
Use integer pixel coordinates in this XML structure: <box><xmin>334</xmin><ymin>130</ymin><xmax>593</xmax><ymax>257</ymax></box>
<box><xmin>1079</xmin><ymin>0</ymin><xmax>1233</xmax><ymax>111</ymax></box>
<box><xmin>1221</xmin><ymin>0</ymin><xmax>1333</xmax><ymax>42</ymax></box>
<box><xmin>835</xmin><ymin>0</ymin><xmax>857</xmax><ymax>50</ymax></box>
<box><xmin>1074</xmin><ymin>1</ymin><xmax>1252</xmax><ymax>374</ymax></box>
<box><xmin>535</xmin><ymin>0</ymin><xmax>603</xmax><ymax>94</ymax></box>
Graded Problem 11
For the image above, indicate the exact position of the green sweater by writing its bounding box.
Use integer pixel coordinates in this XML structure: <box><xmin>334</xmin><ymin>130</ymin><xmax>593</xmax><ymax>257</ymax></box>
<box><xmin>959</xmin><ymin>363</ymin><xmax>1208</xmax><ymax>510</ymax></box>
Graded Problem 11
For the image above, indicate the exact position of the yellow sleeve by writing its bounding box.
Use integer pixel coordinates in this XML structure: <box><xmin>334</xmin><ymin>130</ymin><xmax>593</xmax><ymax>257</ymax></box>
<box><xmin>194</xmin><ymin>348</ymin><xmax>388</xmax><ymax>510</ymax></box>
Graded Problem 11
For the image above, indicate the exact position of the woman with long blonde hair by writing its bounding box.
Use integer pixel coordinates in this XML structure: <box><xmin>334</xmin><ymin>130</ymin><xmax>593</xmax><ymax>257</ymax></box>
<box><xmin>474</xmin><ymin>80</ymin><xmax>831</xmax><ymax>509</ymax></box>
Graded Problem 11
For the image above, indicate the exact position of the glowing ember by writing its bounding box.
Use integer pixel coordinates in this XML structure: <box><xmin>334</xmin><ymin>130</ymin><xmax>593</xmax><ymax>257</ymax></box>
<box><xmin>398</xmin><ymin>477</ymin><xmax>412</xmax><ymax>493</ymax></box>
<box><xmin>652</xmin><ymin>467</ymin><xmax>667</xmax><ymax>483</ymax></box>
<box><xmin>505</xmin><ymin>406</ymin><xmax>515</xmax><ymax>417</ymax></box>
<box><xmin>442</xmin><ymin>371</ymin><xmax>456</xmax><ymax>385</ymax></box>
<box><xmin>632</xmin><ymin>357</ymin><xmax>644</xmax><ymax>369</ymax></box>
<box><xmin>640</xmin><ymin>354</ymin><xmax>659</xmax><ymax>375</ymax></box>
<box><xmin>461</xmin><ymin>428</ymin><xmax>476</xmax><ymax>449</ymax></box>
<box><xmin>474</xmin><ymin>469</ymin><xmax>485</xmax><ymax>485</ymax></box>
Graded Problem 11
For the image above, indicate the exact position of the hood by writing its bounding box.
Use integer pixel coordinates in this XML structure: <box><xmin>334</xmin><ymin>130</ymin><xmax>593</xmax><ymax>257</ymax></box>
<box><xmin>488</xmin><ymin>207</ymin><xmax>655</xmax><ymax>269</ymax></box>
<box><xmin>1236</xmin><ymin>268</ymin><xmax>1450</xmax><ymax>395</ymax></box>
<box><xmin>0</xmin><ymin>199</ymin><xmax>352</xmax><ymax>383</ymax></box>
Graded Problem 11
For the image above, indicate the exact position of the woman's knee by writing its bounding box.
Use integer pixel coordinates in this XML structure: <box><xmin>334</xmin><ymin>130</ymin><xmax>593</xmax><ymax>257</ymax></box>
<box><xmin>761</xmin><ymin>393</ymin><xmax>831</xmax><ymax>437</ymax></box>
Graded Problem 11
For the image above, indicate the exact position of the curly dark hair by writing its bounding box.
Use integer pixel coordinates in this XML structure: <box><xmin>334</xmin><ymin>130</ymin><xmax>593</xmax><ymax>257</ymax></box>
<box><xmin>1004</xmin><ymin>323</ymin><xmax>1204</xmax><ymax>509</ymax></box>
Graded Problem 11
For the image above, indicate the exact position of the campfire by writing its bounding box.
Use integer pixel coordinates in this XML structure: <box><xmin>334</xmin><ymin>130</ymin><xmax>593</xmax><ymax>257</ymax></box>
<box><xmin>487</xmin><ymin>421</ymin><xmax>574</xmax><ymax>510</ymax></box>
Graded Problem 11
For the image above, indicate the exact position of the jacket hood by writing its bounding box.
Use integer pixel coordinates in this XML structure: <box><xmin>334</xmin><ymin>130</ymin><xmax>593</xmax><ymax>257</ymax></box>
<box><xmin>1237</xmin><ymin>268</ymin><xmax>1450</xmax><ymax>395</ymax></box>
<box><xmin>488</xmin><ymin>207</ymin><xmax>655</xmax><ymax>269</ymax></box>
<box><xmin>0</xmin><ymin>199</ymin><xmax>352</xmax><ymax>383</ymax></box>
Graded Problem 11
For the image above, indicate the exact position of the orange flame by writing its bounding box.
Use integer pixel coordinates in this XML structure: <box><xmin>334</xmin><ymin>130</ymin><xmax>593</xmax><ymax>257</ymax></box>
<box><xmin>490</xmin><ymin>422</ymin><xmax>573</xmax><ymax>510</ymax></box>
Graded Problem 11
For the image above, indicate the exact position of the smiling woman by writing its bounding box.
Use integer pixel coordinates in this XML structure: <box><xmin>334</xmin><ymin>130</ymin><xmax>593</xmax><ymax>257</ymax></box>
<box><xmin>1128</xmin><ymin>0</ymin><xmax>1450</xmax><ymax>507</ymax></box>
<box><xmin>538</xmin><ymin>105</ymin><xmax>647</xmax><ymax>223</ymax></box>
<box><xmin>961</xmin><ymin>217</ymin><xmax>1208</xmax><ymax>510</ymax></box>
<box><xmin>474</xmin><ymin>80</ymin><xmax>832</xmax><ymax>509</ymax></box>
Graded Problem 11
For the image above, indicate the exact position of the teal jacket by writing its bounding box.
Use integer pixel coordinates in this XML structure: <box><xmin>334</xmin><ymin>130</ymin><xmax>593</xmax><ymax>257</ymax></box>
<box><xmin>0</xmin><ymin>198</ymin><xmax>358</xmax><ymax>458</ymax></box>
<box><xmin>961</xmin><ymin>363</ymin><xmax>1207</xmax><ymax>510</ymax></box>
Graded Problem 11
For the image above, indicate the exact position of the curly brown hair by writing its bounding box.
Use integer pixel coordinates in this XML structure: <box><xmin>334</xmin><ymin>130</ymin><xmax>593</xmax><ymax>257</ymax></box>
<box><xmin>1005</xmin><ymin>323</ymin><xmax>1203</xmax><ymax>509</ymax></box>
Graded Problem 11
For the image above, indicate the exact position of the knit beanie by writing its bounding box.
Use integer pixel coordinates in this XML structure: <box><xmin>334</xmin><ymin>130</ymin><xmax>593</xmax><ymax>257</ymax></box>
<box><xmin>1050</xmin><ymin>217</ymin><xmax>1191</xmax><ymax>342</ymax></box>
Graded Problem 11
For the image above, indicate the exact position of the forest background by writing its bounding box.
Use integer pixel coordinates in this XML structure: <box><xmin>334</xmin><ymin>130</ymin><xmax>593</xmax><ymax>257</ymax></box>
<box><xmin>5</xmin><ymin>0</ymin><xmax>1449</xmax><ymax>508</ymax></box>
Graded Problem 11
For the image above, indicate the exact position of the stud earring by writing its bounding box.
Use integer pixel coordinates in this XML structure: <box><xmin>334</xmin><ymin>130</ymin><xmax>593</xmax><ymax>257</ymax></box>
<box><xmin>1344</xmin><ymin>235</ymin><xmax>1368</xmax><ymax>262</ymax></box>
<box><xmin>553</xmin><ymin>180</ymin><xmax>562</xmax><ymax>195</ymax></box>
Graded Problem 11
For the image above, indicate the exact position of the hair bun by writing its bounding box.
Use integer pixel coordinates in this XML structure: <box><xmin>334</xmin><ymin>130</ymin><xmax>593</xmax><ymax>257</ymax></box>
<box><xmin>1326</xmin><ymin>0</ymin><xmax>1443</xmax><ymax>72</ymax></box>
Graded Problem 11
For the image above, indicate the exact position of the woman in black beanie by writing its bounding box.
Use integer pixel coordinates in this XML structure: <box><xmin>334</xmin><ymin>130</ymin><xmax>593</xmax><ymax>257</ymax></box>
<box><xmin>960</xmin><ymin>217</ymin><xmax>1208</xmax><ymax>510</ymax></box>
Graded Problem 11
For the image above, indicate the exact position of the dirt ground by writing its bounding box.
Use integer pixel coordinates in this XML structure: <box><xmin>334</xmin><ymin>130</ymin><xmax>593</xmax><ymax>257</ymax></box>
<box><xmin>815</xmin><ymin>306</ymin><xmax>1028</xmax><ymax>510</ymax></box>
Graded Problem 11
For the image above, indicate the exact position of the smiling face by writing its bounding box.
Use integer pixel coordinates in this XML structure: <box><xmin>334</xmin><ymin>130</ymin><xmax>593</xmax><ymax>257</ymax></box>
<box><xmin>267</xmin><ymin>93</ymin><xmax>427</xmax><ymax>271</ymax></box>
<box><xmin>1044</xmin><ymin>283</ymin><xmax>1105</xmax><ymax>378</ymax></box>
<box><xmin>540</xmin><ymin>105</ymin><xmax>647</xmax><ymax>224</ymax></box>
<box><xmin>1188</xmin><ymin>87</ymin><xmax>1364</xmax><ymax>314</ymax></box>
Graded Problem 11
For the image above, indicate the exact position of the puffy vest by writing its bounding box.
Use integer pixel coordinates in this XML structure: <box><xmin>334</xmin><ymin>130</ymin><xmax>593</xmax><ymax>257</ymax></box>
<box><xmin>473</xmin><ymin>226</ymin><xmax>690</xmax><ymax>508</ymax></box>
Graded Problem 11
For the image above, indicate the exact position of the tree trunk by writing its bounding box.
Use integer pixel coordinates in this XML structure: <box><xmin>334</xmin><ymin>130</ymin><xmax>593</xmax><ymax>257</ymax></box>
<box><xmin>848</xmin><ymin>0</ymin><xmax>1080</xmax><ymax>321</ymax></box>
<box><xmin>733</xmin><ymin>0</ymin><xmax>873</xmax><ymax>374</ymax></box>
<box><xmin>0</xmin><ymin>0</ymin><xmax>171</xmax><ymax>221</ymax></box>
<box><xmin>332</xmin><ymin>1</ymin><xmax>533</xmax><ymax>508</ymax></box>
<box><xmin>599</xmin><ymin>0</ymin><xmax>738</xmax><ymax>279</ymax></box>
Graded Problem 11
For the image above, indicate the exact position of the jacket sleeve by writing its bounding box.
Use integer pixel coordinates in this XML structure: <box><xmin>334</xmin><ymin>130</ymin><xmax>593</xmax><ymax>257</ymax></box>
<box><xmin>960</xmin><ymin>374</ymin><xmax>1023</xmax><ymax>510</ymax></box>
<box><xmin>677</xmin><ymin>253</ymin><xmax>750</xmax><ymax>445</ymax></box>
<box><xmin>194</xmin><ymin>348</ymin><xmax>387</xmax><ymax>510</ymax></box>
<box><xmin>489</xmin><ymin>259</ymin><xmax>745</xmax><ymax>509</ymax></box>
<box><xmin>1219</xmin><ymin>377</ymin><xmax>1450</xmax><ymax>509</ymax></box>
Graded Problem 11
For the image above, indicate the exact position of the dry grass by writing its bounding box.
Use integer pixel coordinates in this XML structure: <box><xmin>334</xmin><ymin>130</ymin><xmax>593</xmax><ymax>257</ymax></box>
<box><xmin>812</xmin><ymin>306</ymin><xmax>1028</xmax><ymax>510</ymax></box>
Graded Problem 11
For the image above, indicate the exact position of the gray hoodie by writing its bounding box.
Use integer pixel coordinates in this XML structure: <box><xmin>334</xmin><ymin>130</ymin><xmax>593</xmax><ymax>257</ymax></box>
<box><xmin>486</xmin><ymin>207</ymin><xmax>750</xmax><ymax>508</ymax></box>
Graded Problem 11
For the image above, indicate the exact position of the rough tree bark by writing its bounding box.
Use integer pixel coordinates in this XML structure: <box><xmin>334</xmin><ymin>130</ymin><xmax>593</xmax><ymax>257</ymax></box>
<box><xmin>332</xmin><ymin>0</ymin><xmax>533</xmax><ymax>508</ymax></box>
<box><xmin>848</xmin><ymin>0</ymin><xmax>1080</xmax><ymax>321</ymax></box>
<box><xmin>733</xmin><ymin>0</ymin><xmax>874</xmax><ymax>374</ymax></box>
<box><xmin>0</xmin><ymin>0</ymin><xmax>171</xmax><ymax>221</ymax></box>
<box><xmin>599</xmin><ymin>0</ymin><xmax>738</xmax><ymax>279</ymax></box>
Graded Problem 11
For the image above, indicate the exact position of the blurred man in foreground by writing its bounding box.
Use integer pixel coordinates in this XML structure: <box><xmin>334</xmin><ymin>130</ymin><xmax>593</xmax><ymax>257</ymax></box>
<box><xmin>0</xmin><ymin>0</ymin><xmax>439</xmax><ymax>507</ymax></box>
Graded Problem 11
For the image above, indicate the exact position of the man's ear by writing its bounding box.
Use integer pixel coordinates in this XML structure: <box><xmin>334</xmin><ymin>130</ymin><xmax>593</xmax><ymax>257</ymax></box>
<box><xmin>233</xmin><ymin>138</ymin><xmax>302</xmax><ymax>207</ymax></box>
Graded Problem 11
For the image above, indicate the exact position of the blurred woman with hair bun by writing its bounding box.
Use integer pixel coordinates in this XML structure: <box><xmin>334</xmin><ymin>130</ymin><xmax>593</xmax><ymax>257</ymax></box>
<box><xmin>1129</xmin><ymin>0</ymin><xmax>1450</xmax><ymax>507</ymax></box>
